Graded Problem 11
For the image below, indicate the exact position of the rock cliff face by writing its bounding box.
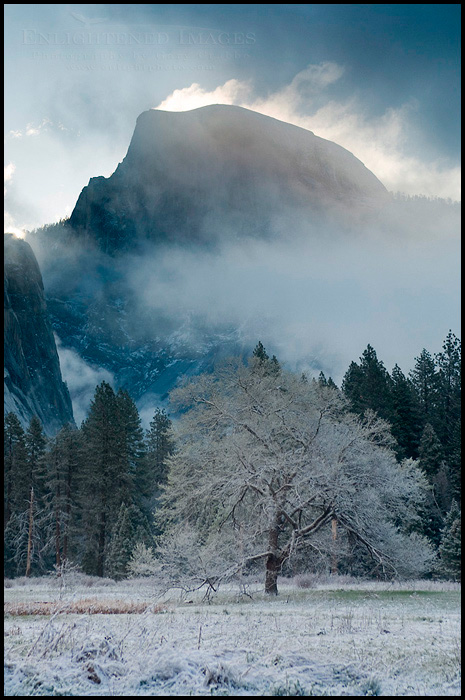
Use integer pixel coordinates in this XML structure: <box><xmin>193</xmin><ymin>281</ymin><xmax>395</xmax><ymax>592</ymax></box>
<box><xmin>31</xmin><ymin>106</ymin><xmax>391</xmax><ymax>412</ymax></box>
<box><xmin>4</xmin><ymin>233</ymin><xmax>75</xmax><ymax>434</ymax></box>
<box><xmin>69</xmin><ymin>105</ymin><xmax>389</xmax><ymax>253</ymax></box>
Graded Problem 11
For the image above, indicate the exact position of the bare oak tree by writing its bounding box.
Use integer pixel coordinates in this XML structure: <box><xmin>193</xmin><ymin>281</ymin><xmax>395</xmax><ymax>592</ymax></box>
<box><xmin>159</xmin><ymin>357</ymin><xmax>433</xmax><ymax>595</ymax></box>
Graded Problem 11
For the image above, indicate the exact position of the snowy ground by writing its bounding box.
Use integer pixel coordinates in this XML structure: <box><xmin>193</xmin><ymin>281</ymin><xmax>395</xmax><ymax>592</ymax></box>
<box><xmin>4</xmin><ymin>576</ymin><xmax>461</xmax><ymax>696</ymax></box>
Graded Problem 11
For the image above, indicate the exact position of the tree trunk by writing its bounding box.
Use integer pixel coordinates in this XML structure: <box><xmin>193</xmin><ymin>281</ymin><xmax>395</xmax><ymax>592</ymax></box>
<box><xmin>265</xmin><ymin>525</ymin><xmax>280</xmax><ymax>595</ymax></box>
<box><xmin>331</xmin><ymin>517</ymin><xmax>338</xmax><ymax>575</ymax></box>
<box><xmin>265</xmin><ymin>555</ymin><xmax>280</xmax><ymax>595</ymax></box>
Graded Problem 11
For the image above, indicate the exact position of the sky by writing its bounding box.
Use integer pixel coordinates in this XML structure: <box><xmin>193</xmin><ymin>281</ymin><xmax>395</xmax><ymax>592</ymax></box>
<box><xmin>4</xmin><ymin>4</ymin><xmax>461</xmax><ymax>233</ymax></box>
<box><xmin>3</xmin><ymin>5</ymin><xmax>461</xmax><ymax>424</ymax></box>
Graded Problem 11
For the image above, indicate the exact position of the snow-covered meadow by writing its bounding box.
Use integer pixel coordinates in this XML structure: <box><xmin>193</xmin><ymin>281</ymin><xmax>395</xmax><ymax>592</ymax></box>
<box><xmin>4</xmin><ymin>575</ymin><xmax>461</xmax><ymax>696</ymax></box>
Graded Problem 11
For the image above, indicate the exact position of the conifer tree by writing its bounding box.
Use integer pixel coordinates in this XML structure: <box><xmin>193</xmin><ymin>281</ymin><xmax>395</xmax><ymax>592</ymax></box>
<box><xmin>409</xmin><ymin>348</ymin><xmax>438</xmax><ymax>426</ymax></box>
<box><xmin>269</xmin><ymin>354</ymin><xmax>281</xmax><ymax>376</ymax></box>
<box><xmin>105</xmin><ymin>503</ymin><xmax>136</xmax><ymax>580</ymax></box>
<box><xmin>438</xmin><ymin>501</ymin><xmax>461</xmax><ymax>581</ymax></box>
<box><xmin>4</xmin><ymin>414</ymin><xmax>53</xmax><ymax>576</ymax></box>
<box><xmin>434</xmin><ymin>331</ymin><xmax>461</xmax><ymax>491</ymax></box>
<box><xmin>43</xmin><ymin>423</ymin><xmax>83</xmax><ymax>569</ymax></box>
<box><xmin>4</xmin><ymin>413</ymin><xmax>28</xmax><ymax>527</ymax></box>
<box><xmin>25</xmin><ymin>416</ymin><xmax>47</xmax><ymax>508</ymax></box>
<box><xmin>418</xmin><ymin>423</ymin><xmax>444</xmax><ymax>479</ymax></box>
<box><xmin>252</xmin><ymin>342</ymin><xmax>281</xmax><ymax>376</ymax></box>
<box><xmin>252</xmin><ymin>341</ymin><xmax>269</xmax><ymax>363</ymax></box>
<box><xmin>415</xmin><ymin>423</ymin><xmax>452</xmax><ymax>547</ymax></box>
<box><xmin>389</xmin><ymin>365</ymin><xmax>421</xmax><ymax>459</ymax></box>
<box><xmin>80</xmin><ymin>381</ymin><xmax>127</xmax><ymax>576</ymax></box>
<box><xmin>105</xmin><ymin>502</ymin><xmax>154</xmax><ymax>579</ymax></box>
<box><xmin>115</xmin><ymin>388</ymin><xmax>146</xmax><ymax>506</ymax></box>
<box><xmin>146</xmin><ymin>408</ymin><xmax>175</xmax><ymax>498</ymax></box>
<box><xmin>79</xmin><ymin>382</ymin><xmax>152</xmax><ymax>576</ymax></box>
<box><xmin>59</xmin><ymin>424</ymin><xmax>83</xmax><ymax>563</ymax></box>
<box><xmin>342</xmin><ymin>345</ymin><xmax>392</xmax><ymax>421</ymax></box>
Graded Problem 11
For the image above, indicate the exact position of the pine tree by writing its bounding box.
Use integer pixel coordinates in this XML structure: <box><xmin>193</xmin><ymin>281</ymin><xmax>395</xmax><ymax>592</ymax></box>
<box><xmin>252</xmin><ymin>342</ymin><xmax>281</xmax><ymax>376</ymax></box>
<box><xmin>79</xmin><ymin>382</ymin><xmax>151</xmax><ymax>576</ymax></box>
<box><xmin>342</xmin><ymin>345</ymin><xmax>392</xmax><ymax>421</ymax></box>
<box><xmin>446</xmin><ymin>420</ymin><xmax>462</xmax><ymax>500</ymax></box>
<box><xmin>418</xmin><ymin>423</ymin><xmax>444</xmax><ymax>479</ymax></box>
<box><xmin>416</xmin><ymin>424</ymin><xmax>451</xmax><ymax>547</ymax></box>
<box><xmin>269</xmin><ymin>355</ymin><xmax>281</xmax><ymax>376</ymax></box>
<box><xmin>341</xmin><ymin>362</ymin><xmax>363</xmax><ymax>412</ymax></box>
<box><xmin>59</xmin><ymin>424</ymin><xmax>83</xmax><ymax>563</ymax></box>
<box><xmin>105</xmin><ymin>502</ymin><xmax>154</xmax><ymax>579</ymax></box>
<box><xmin>327</xmin><ymin>377</ymin><xmax>338</xmax><ymax>390</ymax></box>
<box><xmin>4</xmin><ymin>414</ymin><xmax>54</xmax><ymax>577</ymax></box>
<box><xmin>80</xmin><ymin>382</ymin><xmax>127</xmax><ymax>576</ymax></box>
<box><xmin>252</xmin><ymin>341</ymin><xmax>269</xmax><ymax>363</ymax></box>
<box><xmin>4</xmin><ymin>413</ymin><xmax>28</xmax><ymax>527</ymax></box>
<box><xmin>105</xmin><ymin>503</ymin><xmax>136</xmax><ymax>580</ymax></box>
<box><xmin>389</xmin><ymin>365</ymin><xmax>421</xmax><ymax>459</ymax></box>
<box><xmin>43</xmin><ymin>424</ymin><xmax>83</xmax><ymax>570</ymax></box>
<box><xmin>409</xmin><ymin>348</ymin><xmax>438</xmax><ymax>426</ymax></box>
<box><xmin>146</xmin><ymin>409</ymin><xmax>175</xmax><ymax>497</ymax></box>
<box><xmin>438</xmin><ymin>501</ymin><xmax>461</xmax><ymax>581</ymax></box>
<box><xmin>434</xmin><ymin>331</ymin><xmax>461</xmax><ymax>495</ymax></box>
<box><xmin>115</xmin><ymin>388</ymin><xmax>146</xmax><ymax>506</ymax></box>
<box><xmin>25</xmin><ymin>416</ymin><xmax>47</xmax><ymax>507</ymax></box>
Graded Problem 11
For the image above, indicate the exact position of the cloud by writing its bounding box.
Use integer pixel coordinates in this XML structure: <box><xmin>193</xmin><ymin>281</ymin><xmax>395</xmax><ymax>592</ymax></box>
<box><xmin>154</xmin><ymin>64</ymin><xmax>461</xmax><ymax>201</ymax></box>
<box><xmin>4</xmin><ymin>162</ymin><xmax>15</xmax><ymax>183</ymax></box>
<box><xmin>4</xmin><ymin>166</ymin><xmax>22</xmax><ymax>232</ymax></box>
<box><xmin>25</xmin><ymin>117</ymin><xmax>53</xmax><ymax>137</ymax></box>
<box><xmin>156</xmin><ymin>78</ymin><xmax>252</xmax><ymax>112</ymax></box>
<box><xmin>124</xmin><ymin>195</ymin><xmax>460</xmax><ymax>387</ymax></box>
<box><xmin>4</xmin><ymin>209</ymin><xmax>26</xmax><ymax>238</ymax></box>
<box><xmin>7</xmin><ymin>118</ymin><xmax>60</xmax><ymax>140</ymax></box>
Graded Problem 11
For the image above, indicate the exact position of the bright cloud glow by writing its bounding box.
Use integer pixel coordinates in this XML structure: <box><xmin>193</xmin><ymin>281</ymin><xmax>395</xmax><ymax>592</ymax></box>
<box><xmin>155</xmin><ymin>64</ymin><xmax>461</xmax><ymax>201</ymax></box>
<box><xmin>4</xmin><ymin>162</ymin><xmax>15</xmax><ymax>183</ymax></box>
<box><xmin>156</xmin><ymin>78</ymin><xmax>251</xmax><ymax>112</ymax></box>
<box><xmin>4</xmin><ymin>210</ymin><xmax>26</xmax><ymax>238</ymax></box>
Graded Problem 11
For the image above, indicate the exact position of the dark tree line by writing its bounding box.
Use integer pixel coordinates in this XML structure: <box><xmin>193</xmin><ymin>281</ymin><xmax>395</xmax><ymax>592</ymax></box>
<box><xmin>4</xmin><ymin>383</ymin><xmax>174</xmax><ymax>579</ymax></box>
<box><xmin>339</xmin><ymin>331</ymin><xmax>460</xmax><ymax>577</ymax></box>
<box><xmin>4</xmin><ymin>332</ymin><xmax>460</xmax><ymax>581</ymax></box>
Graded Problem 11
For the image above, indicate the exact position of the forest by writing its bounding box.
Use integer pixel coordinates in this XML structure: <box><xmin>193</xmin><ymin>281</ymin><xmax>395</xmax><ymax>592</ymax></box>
<box><xmin>4</xmin><ymin>332</ymin><xmax>461</xmax><ymax>589</ymax></box>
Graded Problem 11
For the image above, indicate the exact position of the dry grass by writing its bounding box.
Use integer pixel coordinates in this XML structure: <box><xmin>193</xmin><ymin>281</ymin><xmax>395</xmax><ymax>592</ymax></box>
<box><xmin>4</xmin><ymin>598</ymin><xmax>165</xmax><ymax>616</ymax></box>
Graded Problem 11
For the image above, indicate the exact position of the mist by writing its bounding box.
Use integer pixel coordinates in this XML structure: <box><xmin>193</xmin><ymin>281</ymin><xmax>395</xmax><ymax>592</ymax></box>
<box><xmin>122</xmin><ymin>195</ymin><xmax>460</xmax><ymax>385</ymax></box>
<box><xmin>54</xmin><ymin>335</ymin><xmax>114</xmax><ymax>427</ymax></box>
<box><xmin>27</xmin><ymin>190</ymin><xmax>460</xmax><ymax>430</ymax></box>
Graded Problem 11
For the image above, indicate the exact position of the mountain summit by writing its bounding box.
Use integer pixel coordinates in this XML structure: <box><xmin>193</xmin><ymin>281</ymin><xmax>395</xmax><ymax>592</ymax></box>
<box><xmin>69</xmin><ymin>105</ymin><xmax>388</xmax><ymax>253</ymax></box>
<box><xmin>28</xmin><ymin>106</ymin><xmax>391</xmax><ymax>416</ymax></box>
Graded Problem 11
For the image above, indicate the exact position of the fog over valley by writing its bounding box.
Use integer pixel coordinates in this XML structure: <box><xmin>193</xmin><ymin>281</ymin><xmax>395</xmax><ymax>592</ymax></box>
<box><xmin>23</xmin><ymin>105</ymin><xmax>459</xmax><ymax>425</ymax></box>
